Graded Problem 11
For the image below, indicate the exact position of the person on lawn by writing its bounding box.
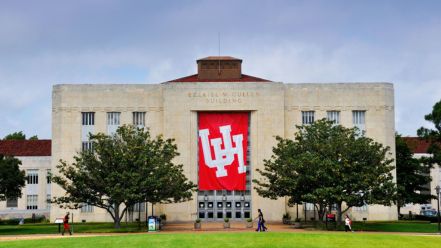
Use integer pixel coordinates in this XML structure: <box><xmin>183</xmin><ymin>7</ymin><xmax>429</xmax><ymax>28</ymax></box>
<box><xmin>62</xmin><ymin>212</ymin><xmax>72</xmax><ymax>235</ymax></box>
<box><xmin>344</xmin><ymin>215</ymin><xmax>353</xmax><ymax>232</ymax></box>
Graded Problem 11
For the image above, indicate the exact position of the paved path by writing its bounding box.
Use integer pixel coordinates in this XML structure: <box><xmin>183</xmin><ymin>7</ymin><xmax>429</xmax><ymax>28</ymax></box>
<box><xmin>0</xmin><ymin>222</ymin><xmax>440</xmax><ymax>241</ymax></box>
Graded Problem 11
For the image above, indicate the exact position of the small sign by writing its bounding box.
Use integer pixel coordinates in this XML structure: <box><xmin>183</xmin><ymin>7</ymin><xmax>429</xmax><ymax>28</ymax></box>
<box><xmin>54</xmin><ymin>218</ymin><xmax>64</xmax><ymax>224</ymax></box>
<box><xmin>148</xmin><ymin>218</ymin><xmax>156</xmax><ymax>231</ymax></box>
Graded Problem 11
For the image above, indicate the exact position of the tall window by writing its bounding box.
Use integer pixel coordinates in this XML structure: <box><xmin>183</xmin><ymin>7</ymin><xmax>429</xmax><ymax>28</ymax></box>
<box><xmin>107</xmin><ymin>112</ymin><xmax>121</xmax><ymax>135</ymax></box>
<box><xmin>327</xmin><ymin>111</ymin><xmax>340</xmax><ymax>124</ymax></box>
<box><xmin>46</xmin><ymin>194</ymin><xmax>51</xmax><ymax>210</ymax></box>
<box><xmin>6</xmin><ymin>198</ymin><xmax>18</xmax><ymax>208</ymax></box>
<box><xmin>82</xmin><ymin>141</ymin><xmax>93</xmax><ymax>152</ymax></box>
<box><xmin>26</xmin><ymin>195</ymin><xmax>38</xmax><ymax>209</ymax></box>
<box><xmin>27</xmin><ymin>169</ymin><xmax>38</xmax><ymax>184</ymax></box>
<box><xmin>46</xmin><ymin>169</ymin><xmax>51</xmax><ymax>184</ymax></box>
<box><xmin>302</xmin><ymin>111</ymin><xmax>315</xmax><ymax>125</ymax></box>
<box><xmin>133</xmin><ymin>112</ymin><xmax>146</xmax><ymax>128</ymax></box>
<box><xmin>133</xmin><ymin>202</ymin><xmax>145</xmax><ymax>212</ymax></box>
<box><xmin>82</xmin><ymin>112</ymin><xmax>95</xmax><ymax>151</ymax></box>
<box><xmin>82</xmin><ymin>112</ymin><xmax>95</xmax><ymax>126</ymax></box>
<box><xmin>352</xmin><ymin>110</ymin><xmax>366</xmax><ymax>134</ymax></box>
<box><xmin>81</xmin><ymin>203</ymin><xmax>94</xmax><ymax>213</ymax></box>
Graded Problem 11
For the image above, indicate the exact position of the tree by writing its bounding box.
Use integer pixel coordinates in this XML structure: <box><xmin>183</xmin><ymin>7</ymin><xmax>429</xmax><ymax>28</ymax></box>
<box><xmin>0</xmin><ymin>155</ymin><xmax>26</xmax><ymax>201</ymax></box>
<box><xmin>417</xmin><ymin>99</ymin><xmax>441</xmax><ymax>167</ymax></box>
<box><xmin>4</xmin><ymin>131</ymin><xmax>26</xmax><ymax>140</ymax></box>
<box><xmin>52</xmin><ymin>125</ymin><xmax>196</xmax><ymax>228</ymax></box>
<box><xmin>254</xmin><ymin>119</ymin><xmax>396</xmax><ymax>223</ymax></box>
<box><xmin>3</xmin><ymin>131</ymin><xmax>38</xmax><ymax>140</ymax></box>
<box><xmin>395</xmin><ymin>134</ymin><xmax>433</xmax><ymax>216</ymax></box>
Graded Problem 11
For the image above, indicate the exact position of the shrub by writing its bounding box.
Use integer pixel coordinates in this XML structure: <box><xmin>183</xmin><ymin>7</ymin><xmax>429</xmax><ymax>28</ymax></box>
<box><xmin>195</xmin><ymin>219</ymin><xmax>201</xmax><ymax>223</ymax></box>
<box><xmin>160</xmin><ymin>214</ymin><xmax>166</xmax><ymax>221</ymax></box>
<box><xmin>283</xmin><ymin>213</ymin><xmax>291</xmax><ymax>220</ymax></box>
<box><xmin>246</xmin><ymin>218</ymin><xmax>252</xmax><ymax>222</ymax></box>
<box><xmin>224</xmin><ymin>218</ymin><xmax>229</xmax><ymax>223</ymax></box>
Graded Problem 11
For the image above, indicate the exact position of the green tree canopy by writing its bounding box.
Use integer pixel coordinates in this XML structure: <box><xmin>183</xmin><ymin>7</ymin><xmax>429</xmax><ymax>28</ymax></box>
<box><xmin>3</xmin><ymin>131</ymin><xmax>38</xmax><ymax>140</ymax></box>
<box><xmin>417</xmin><ymin>99</ymin><xmax>441</xmax><ymax>167</ymax></box>
<box><xmin>0</xmin><ymin>155</ymin><xmax>26</xmax><ymax>201</ymax></box>
<box><xmin>4</xmin><ymin>131</ymin><xmax>26</xmax><ymax>140</ymax></box>
<box><xmin>52</xmin><ymin>125</ymin><xmax>196</xmax><ymax>228</ymax></box>
<box><xmin>254</xmin><ymin>119</ymin><xmax>396</xmax><ymax>222</ymax></box>
<box><xmin>395</xmin><ymin>134</ymin><xmax>433</xmax><ymax>216</ymax></box>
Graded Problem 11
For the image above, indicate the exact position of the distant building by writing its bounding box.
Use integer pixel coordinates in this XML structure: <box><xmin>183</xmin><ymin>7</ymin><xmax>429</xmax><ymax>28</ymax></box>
<box><xmin>0</xmin><ymin>140</ymin><xmax>51</xmax><ymax>219</ymax></box>
<box><xmin>51</xmin><ymin>56</ymin><xmax>397</xmax><ymax>222</ymax></box>
<box><xmin>401</xmin><ymin>137</ymin><xmax>440</xmax><ymax>215</ymax></box>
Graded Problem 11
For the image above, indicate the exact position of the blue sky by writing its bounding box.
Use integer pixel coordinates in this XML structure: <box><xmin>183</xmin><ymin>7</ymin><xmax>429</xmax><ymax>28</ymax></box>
<box><xmin>1</xmin><ymin>0</ymin><xmax>440</xmax><ymax>139</ymax></box>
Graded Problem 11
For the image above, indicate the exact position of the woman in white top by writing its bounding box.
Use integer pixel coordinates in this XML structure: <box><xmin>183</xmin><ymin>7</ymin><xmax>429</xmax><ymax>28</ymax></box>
<box><xmin>344</xmin><ymin>215</ymin><xmax>353</xmax><ymax>232</ymax></box>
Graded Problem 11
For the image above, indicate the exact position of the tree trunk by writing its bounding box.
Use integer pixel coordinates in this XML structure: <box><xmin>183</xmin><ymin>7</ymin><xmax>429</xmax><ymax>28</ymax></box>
<box><xmin>336</xmin><ymin>202</ymin><xmax>343</xmax><ymax>224</ymax></box>
<box><xmin>397</xmin><ymin>205</ymin><xmax>401</xmax><ymax>218</ymax></box>
<box><xmin>114</xmin><ymin>204</ymin><xmax>121</xmax><ymax>229</ymax></box>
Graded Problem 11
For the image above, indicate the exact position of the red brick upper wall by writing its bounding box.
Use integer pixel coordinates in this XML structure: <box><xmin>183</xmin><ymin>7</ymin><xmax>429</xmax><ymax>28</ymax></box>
<box><xmin>167</xmin><ymin>56</ymin><xmax>272</xmax><ymax>83</ymax></box>
<box><xmin>403</xmin><ymin>137</ymin><xmax>431</xmax><ymax>154</ymax></box>
<box><xmin>0</xmin><ymin>140</ymin><xmax>51</xmax><ymax>157</ymax></box>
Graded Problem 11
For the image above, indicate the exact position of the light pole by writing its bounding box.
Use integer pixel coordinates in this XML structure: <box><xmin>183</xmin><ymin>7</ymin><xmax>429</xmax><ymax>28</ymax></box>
<box><xmin>436</xmin><ymin>185</ymin><xmax>440</xmax><ymax>234</ymax></box>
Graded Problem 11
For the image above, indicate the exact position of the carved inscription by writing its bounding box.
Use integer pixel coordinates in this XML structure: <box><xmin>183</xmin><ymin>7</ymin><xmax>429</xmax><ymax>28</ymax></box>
<box><xmin>187</xmin><ymin>91</ymin><xmax>260</xmax><ymax>104</ymax></box>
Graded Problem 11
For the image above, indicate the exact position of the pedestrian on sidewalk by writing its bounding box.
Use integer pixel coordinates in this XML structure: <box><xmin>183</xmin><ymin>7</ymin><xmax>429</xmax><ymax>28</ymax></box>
<box><xmin>255</xmin><ymin>209</ymin><xmax>268</xmax><ymax>232</ymax></box>
<box><xmin>62</xmin><ymin>212</ymin><xmax>72</xmax><ymax>236</ymax></box>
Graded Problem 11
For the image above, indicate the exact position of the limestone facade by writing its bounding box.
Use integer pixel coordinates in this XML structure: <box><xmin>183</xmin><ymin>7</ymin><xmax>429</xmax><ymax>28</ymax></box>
<box><xmin>51</xmin><ymin>80</ymin><xmax>397</xmax><ymax>222</ymax></box>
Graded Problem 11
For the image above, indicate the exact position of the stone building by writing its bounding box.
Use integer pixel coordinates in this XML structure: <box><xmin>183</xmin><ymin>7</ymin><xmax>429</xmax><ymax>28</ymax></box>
<box><xmin>0</xmin><ymin>140</ymin><xmax>52</xmax><ymax>219</ymax></box>
<box><xmin>51</xmin><ymin>56</ymin><xmax>397</xmax><ymax>222</ymax></box>
<box><xmin>400</xmin><ymin>137</ymin><xmax>440</xmax><ymax>215</ymax></box>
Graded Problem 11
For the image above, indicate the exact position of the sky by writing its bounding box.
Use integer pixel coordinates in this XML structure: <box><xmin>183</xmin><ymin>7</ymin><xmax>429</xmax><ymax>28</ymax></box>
<box><xmin>0</xmin><ymin>0</ymin><xmax>440</xmax><ymax>139</ymax></box>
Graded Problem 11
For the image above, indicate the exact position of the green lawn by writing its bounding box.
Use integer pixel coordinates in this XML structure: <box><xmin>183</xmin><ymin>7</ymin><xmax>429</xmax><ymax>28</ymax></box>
<box><xmin>0</xmin><ymin>221</ymin><xmax>439</xmax><ymax>236</ymax></box>
<box><xmin>0</xmin><ymin>222</ymin><xmax>144</xmax><ymax>235</ymax></box>
<box><xmin>352</xmin><ymin>221</ymin><xmax>440</xmax><ymax>233</ymax></box>
<box><xmin>0</xmin><ymin>232</ymin><xmax>440</xmax><ymax>248</ymax></box>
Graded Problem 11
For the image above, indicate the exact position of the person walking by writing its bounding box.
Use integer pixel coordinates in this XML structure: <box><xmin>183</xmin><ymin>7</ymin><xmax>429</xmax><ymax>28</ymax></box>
<box><xmin>255</xmin><ymin>209</ymin><xmax>268</xmax><ymax>232</ymax></box>
<box><xmin>62</xmin><ymin>212</ymin><xmax>72</xmax><ymax>236</ymax></box>
<box><xmin>344</xmin><ymin>215</ymin><xmax>353</xmax><ymax>232</ymax></box>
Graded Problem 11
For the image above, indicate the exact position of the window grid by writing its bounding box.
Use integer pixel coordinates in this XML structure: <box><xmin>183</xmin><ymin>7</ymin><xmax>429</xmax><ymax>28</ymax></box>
<box><xmin>6</xmin><ymin>198</ymin><xmax>18</xmax><ymax>208</ymax></box>
<box><xmin>327</xmin><ymin>111</ymin><xmax>340</xmax><ymax>124</ymax></box>
<box><xmin>352</xmin><ymin>110</ymin><xmax>366</xmax><ymax>133</ymax></box>
<box><xmin>46</xmin><ymin>169</ymin><xmax>51</xmax><ymax>184</ymax></box>
<box><xmin>82</xmin><ymin>112</ymin><xmax>95</xmax><ymax>126</ymax></box>
<box><xmin>82</xmin><ymin>141</ymin><xmax>93</xmax><ymax>152</ymax></box>
<box><xmin>27</xmin><ymin>169</ymin><xmax>38</xmax><ymax>184</ymax></box>
<box><xmin>133</xmin><ymin>202</ymin><xmax>145</xmax><ymax>212</ymax></box>
<box><xmin>81</xmin><ymin>203</ymin><xmax>94</xmax><ymax>213</ymax></box>
<box><xmin>107</xmin><ymin>112</ymin><xmax>121</xmax><ymax>125</ymax></box>
<box><xmin>302</xmin><ymin>111</ymin><xmax>315</xmax><ymax>125</ymax></box>
<box><xmin>133</xmin><ymin>112</ymin><xmax>146</xmax><ymax>127</ymax></box>
<box><xmin>26</xmin><ymin>195</ymin><xmax>38</xmax><ymax>210</ymax></box>
<box><xmin>353</xmin><ymin>204</ymin><xmax>368</xmax><ymax>212</ymax></box>
<box><xmin>46</xmin><ymin>194</ymin><xmax>51</xmax><ymax>210</ymax></box>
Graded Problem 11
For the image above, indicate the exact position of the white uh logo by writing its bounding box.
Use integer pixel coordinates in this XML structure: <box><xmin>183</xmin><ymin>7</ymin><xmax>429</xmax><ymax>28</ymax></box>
<box><xmin>199</xmin><ymin>125</ymin><xmax>246</xmax><ymax>177</ymax></box>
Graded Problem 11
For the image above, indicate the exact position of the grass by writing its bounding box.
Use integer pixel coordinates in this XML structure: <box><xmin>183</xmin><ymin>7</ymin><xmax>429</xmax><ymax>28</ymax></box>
<box><xmin>0</xmin><ymin>232</ymin><xmax>440</xmax><ymax>248</ymax></box>
<box><xmin>0</xmin><ymin>221</ymin><xmax>439</xmax><ymax>236</ymax></box>
<box><xmin>352</xmin><ymin>221</ymin><xmax>440</xmax><ymax>233</ymax></box>
<box><xmin>0</xmin><ymin>222</ymin><xmax>145</xmax><ymax>235</ymax></box>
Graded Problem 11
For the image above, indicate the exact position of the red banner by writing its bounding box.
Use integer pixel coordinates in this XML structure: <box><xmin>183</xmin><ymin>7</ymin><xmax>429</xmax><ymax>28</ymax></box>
<box><xmin>198</xmin><ymin>112</ymin><xmax>249</xmax><ymax>190</ymax></box>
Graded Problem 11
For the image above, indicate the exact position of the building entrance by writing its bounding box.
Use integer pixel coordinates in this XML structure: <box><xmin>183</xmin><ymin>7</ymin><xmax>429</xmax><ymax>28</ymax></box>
<box><xmin>197</xmin><ymin>112</ymin><xmax>252</xmax><ymax>221</ymax></box>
